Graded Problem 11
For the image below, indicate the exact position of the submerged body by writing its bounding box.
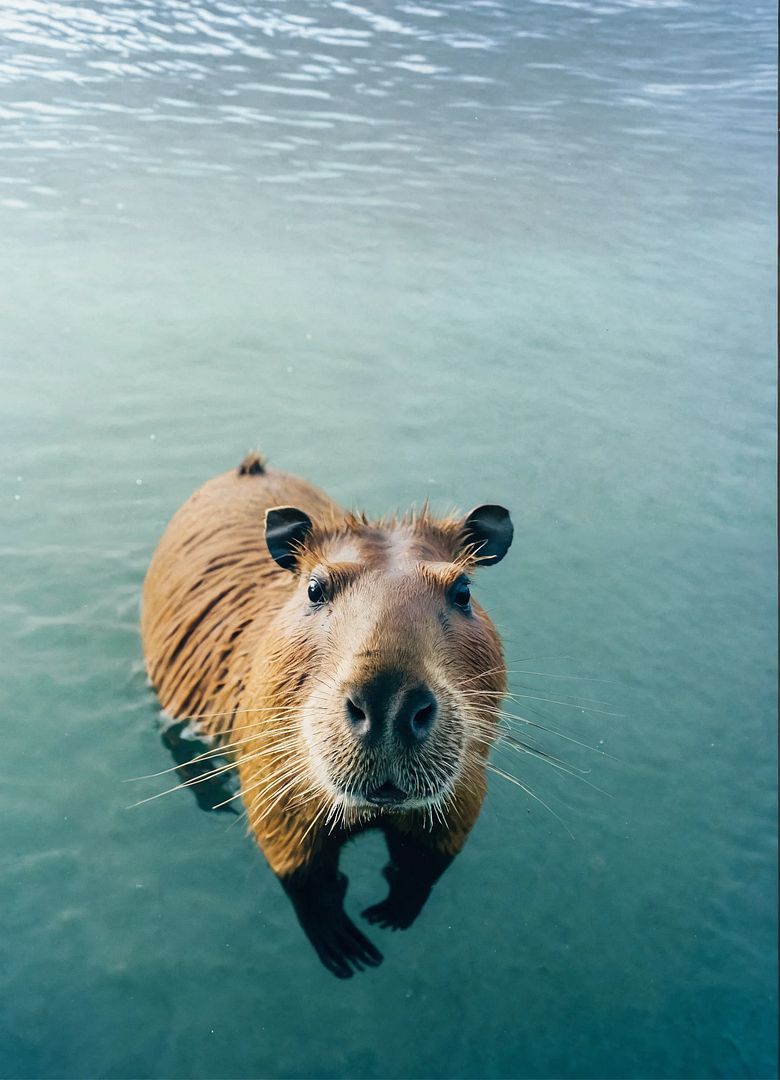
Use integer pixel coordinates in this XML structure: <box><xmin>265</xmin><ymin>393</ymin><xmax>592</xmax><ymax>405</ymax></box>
<box><xmin>141</xmin><ymin>453</ymin><xmax>512</xmax><ymax>976</ymax></box>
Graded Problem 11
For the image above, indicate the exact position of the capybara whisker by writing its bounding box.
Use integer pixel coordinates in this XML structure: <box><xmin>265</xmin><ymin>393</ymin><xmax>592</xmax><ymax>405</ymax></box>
<box><xmin>497</xmin><ymin>731</ymin><xmax>588</xmax><ymax>773</ymax></box>
<box><xmin>460</xmin><ymin>686</ymin><xmax>621</xmax><ymax>716</ymax></box>
<box><xmin>485</xmin><ymin>763</ymin><xmax>574</xmax><ymax>839</ymax></box>
<box><xmin>510</xmin><ymin>686</ymin><xmax>615</xmax><ymax>708</ymax></box>
<box><xmin>493</xmin><ymin>734</ymin><xmax>612</xmax><ymax>796</ymax></box>
<box><xmin>500</xmin><ymin>668</ymin><xmax>614</xmax><ymax>684</ymax></box>
<box><xmin>128</xmin><ymin>736</ymin><xmax>304</xmax><ymax>807</ymax></box>
<box><xmin>157</xmin><ymin>703</ymin><xmax>300</xmax><ymax>728</ymax></box>
<box><xmin>126</xmin><ymin>751</ymin><xmax>264</xmax><ymax>808</ymax></box>
<box><xmin>125</xmin><ymin>725</ymin><xmax>299</xmax><ymax>783</ymax></box>
<box><xmin>504</xmin><ymin>693</ymin><xmax>623</xmax><ymax>717</ymax></box>
<box><xmin>496</xmin><ymin>710</ymin><xmax>619</xmax><ymax>759</ymax></box>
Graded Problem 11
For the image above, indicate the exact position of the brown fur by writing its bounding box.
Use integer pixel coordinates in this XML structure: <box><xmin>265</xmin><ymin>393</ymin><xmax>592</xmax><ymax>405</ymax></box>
<box><xmin>141</xmin><ymin>454</ymin><xmax>506</xmax><ymax>878</ymax></box>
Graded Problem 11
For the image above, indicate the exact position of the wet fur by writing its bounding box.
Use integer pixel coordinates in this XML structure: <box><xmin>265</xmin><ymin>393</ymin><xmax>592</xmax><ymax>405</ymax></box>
<box><xmin>141</xmin><ymin>453</ymin><xmax>507</xmax><ymax>976</ymax></box>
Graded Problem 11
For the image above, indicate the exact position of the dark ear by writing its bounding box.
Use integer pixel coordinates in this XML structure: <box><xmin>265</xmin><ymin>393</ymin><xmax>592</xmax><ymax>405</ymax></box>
<box><xmin>460</xmin><ymin>504</ymin><xmax>513</xmax><ymax>566</ymax></box>
<box><xmin>265</xmin><ymin>507</ymin><xmax>314</xmax><ymax>571</ymax></box>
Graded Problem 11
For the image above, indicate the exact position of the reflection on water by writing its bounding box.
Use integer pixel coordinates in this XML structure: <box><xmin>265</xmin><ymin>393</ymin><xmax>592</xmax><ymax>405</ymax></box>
<box><xmin>0</xmin><ymin>0</ymin><xmax>776</xmax><ymax>1077</ymax></box>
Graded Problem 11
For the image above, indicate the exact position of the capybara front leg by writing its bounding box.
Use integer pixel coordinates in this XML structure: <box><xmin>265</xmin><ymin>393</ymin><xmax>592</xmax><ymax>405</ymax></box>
<box><xmin>280</xmin><ymin>860</ymin><xmax>383</xmax><ymax>978</ymax></box>
<box><xmin>362</xmin><ymin>828</ymin><xmax>454</xmax><ymax>931</ymax></box>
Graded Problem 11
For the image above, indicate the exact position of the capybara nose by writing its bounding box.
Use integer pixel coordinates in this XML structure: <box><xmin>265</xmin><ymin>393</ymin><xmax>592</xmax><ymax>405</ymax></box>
<box><xmin>344</xmin><ymin>674</ymin><xmax>437</xmax><ymax>747</ymax></box>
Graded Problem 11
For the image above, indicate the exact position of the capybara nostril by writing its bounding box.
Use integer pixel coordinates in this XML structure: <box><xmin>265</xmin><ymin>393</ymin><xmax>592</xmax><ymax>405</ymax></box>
<box><xmin>411</xmin><ymin>700</ymin><xmax>436</xmax><ymax>740</ymax></box>
<box><xmin>395</xmin><ymin>686</ymin><xmax>437</xmax><ymax>746</ymax></box>
<box><xmin>344</xmin><ymin>671</ymin><xmax>403</xmax><ymax>743</ymax></box>
<box><xmin>345</xmin><ymin>695</ymin><xmax>370</xmax><ymax>738</ymax></box>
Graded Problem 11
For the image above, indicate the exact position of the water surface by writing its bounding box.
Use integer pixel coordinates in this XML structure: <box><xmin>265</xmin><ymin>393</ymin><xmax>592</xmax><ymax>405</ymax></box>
<box><xmin>0</xmin><ymin>1</ymin><xmax>776</xmax><ymax>1077</ymax></box>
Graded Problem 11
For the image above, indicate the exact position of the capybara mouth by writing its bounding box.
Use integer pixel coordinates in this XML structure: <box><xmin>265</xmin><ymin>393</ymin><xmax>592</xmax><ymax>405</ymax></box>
<box><xmin>364</xmin><ymin>781</ymin><xmax>407</xmax><ymax>806</ymax></box>
<box><xmin>332</xmin><ymin>769</ymin><xmax>454</xmax><ymax>813</ymax></box>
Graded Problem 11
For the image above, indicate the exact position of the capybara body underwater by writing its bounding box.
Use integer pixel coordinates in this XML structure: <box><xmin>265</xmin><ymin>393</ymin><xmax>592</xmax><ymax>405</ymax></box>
<box><xmin>141</xmin><ymin>452</ymin><xmax>513</xmax><ymax>977</ymax></box>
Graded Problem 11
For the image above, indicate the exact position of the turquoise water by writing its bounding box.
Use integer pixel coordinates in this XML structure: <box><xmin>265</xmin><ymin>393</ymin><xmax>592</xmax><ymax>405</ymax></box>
<box><xmin>1</xmin><ymin>1</ymin><xmax>776</xmax><ymax>1077</ymax></box>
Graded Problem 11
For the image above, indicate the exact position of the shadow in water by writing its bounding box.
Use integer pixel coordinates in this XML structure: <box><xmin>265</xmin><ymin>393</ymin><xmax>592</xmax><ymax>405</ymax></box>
<box><xmin>160</xmin><ymin>717</ymin><xmax>240</xmax><ymax>814</ymax></box>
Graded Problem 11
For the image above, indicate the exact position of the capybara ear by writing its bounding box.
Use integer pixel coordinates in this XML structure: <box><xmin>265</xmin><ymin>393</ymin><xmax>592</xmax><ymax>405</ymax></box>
<box><xmin>459</xmin><ymin>505</ymin><xmax>513</xmax><ymax>566</ymax></box>
<box><xmin>265</xmin><ymin>507</ymin><xmax>314</xmax><ymax>571</ymax></box>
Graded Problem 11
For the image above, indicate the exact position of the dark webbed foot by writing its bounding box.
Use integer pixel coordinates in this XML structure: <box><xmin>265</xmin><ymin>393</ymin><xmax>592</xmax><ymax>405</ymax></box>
<box><xmin>362</xmin><ymin>864</ymin><xmax>432</xmax><ymax>931</ymax></box>
<box><xmin>308</xmin><ymin>908</ymin><xmax>384</xmax><ymax>978</ymax></box>
<box><xmin>281</xmin><ymin>869</ymin><xmax>383</xmax><ymax>978</ymax></box>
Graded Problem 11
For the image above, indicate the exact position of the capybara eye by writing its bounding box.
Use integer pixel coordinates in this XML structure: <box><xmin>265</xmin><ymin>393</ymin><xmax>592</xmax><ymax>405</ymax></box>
<box><xmin>451</xmin><ymin>579</ymin><xmax>471</xmax><ymax>609</ymax></box>
<box><xmin>307</xmin><ymin>578</ymin><xmax>327</xmax><ymax>605</ymax></box>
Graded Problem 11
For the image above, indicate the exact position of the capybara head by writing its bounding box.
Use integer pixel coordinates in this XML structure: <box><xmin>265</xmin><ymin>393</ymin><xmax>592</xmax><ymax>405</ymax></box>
<box><xmin>261</xmin><ymin>504</ymin><xmax>513</xmax><ymax>823</ymax></box>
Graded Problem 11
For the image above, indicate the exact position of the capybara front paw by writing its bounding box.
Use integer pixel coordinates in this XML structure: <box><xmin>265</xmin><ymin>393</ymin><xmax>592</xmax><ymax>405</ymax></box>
<box><xmin>361</xmin><ymin>888</ymin><xmax>430</xmax><ymax>931</ymax></box>
<box><xmin>307</xmin><ymin>914</ymin><xmax>384</xmax><ymax>978</ymax></box>
<box><xmin>361</xmin><ymin>863</ymin><xmax>432</xmax><ymax>930</ymax></box>
<box><xmin>361</xmin><ymin>898</ymin><xmax>403</xmax><ymax>930</ymax></box>
<box><xmin>361</xmin><ymin>896</ymin><xmax>418</xmax><ymax>930</ymax></box>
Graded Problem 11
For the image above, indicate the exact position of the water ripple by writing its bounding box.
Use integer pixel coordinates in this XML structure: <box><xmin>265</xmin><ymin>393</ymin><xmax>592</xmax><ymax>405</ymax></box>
<box><xmin>0</xmin><ymin>0</ymin><xmax>774</xmax><ymax>217</ymax></box>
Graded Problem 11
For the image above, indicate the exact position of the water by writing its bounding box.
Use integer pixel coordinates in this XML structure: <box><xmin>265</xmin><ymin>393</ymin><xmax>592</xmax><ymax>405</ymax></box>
<box><xmin>0</xmin><ymin>1</ymin><xmax>776</xmax><ymax>1077</ymax></box>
